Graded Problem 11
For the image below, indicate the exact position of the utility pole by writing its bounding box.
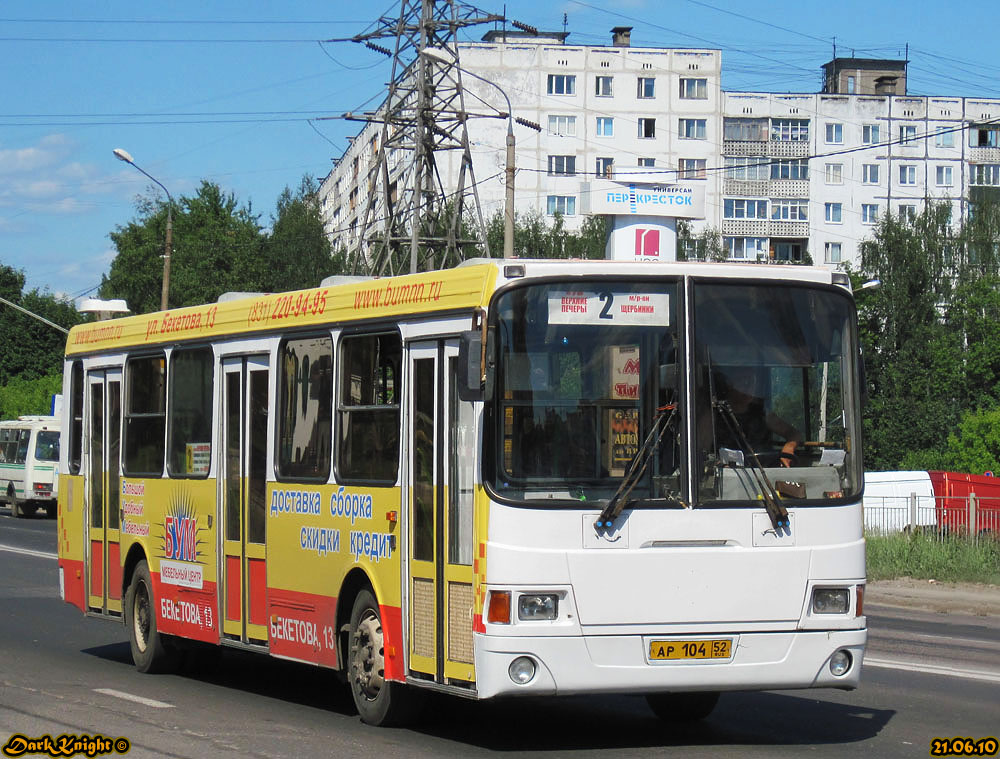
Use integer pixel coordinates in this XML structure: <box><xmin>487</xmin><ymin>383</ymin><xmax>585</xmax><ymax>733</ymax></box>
<box><xmin>332</xmin><ymin>1</ymin><xmax>509</xmax><ymax>275</ymax></box>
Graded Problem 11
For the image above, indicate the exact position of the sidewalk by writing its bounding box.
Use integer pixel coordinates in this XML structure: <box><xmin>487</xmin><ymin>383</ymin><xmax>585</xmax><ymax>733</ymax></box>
<box><xmin>866</xmin><ymin>577</ymin><xmax>1000</xmax><ymax>616</ymax></box>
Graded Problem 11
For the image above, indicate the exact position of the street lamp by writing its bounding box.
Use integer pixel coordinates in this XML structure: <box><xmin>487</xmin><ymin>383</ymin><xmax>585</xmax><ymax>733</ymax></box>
<box><xmin>113</xmin><ymin>148</ymin><xmax>174</xmax><ymax>311</ymax></box>
<box><xmin>420</xmin><ymin>48</ymin><xmax>539</xmax><ymax>259</ymax></box>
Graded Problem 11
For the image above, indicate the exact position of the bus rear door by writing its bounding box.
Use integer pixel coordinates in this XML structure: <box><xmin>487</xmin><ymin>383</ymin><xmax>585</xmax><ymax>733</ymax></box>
<box><xmin>407</xmin><ymin>339</ymin><xmax>476</xmax><ymax>686</ymax></box>
<box><xmin>86</xmin><ymin>369</ymin><xmax>122</xmax><ymax>615</ymax></box>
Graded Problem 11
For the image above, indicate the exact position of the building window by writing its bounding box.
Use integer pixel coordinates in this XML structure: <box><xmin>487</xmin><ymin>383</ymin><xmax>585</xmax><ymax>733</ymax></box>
<box><xmin>723</xmin><ymin>198</ymin><xmax>768</xmax><ymax>219</ymax></box>
<box><xmin>862</xmin><ymin>164</ymin><xmax>880</xmax><ymax>184</ymax></box>
<box><xmin>638</xmin><ymin>118</ymin><xmax>656</xmax><ymax>138</ymax></box>
<box><xmin>775</xmin><ymin>242</ymin><xmax>804</xmax><ymax>262</ymax></box>
<box><xmin>825</xmin><ymin>203</ymin><xmax>843</xmax><ymax>223</ymax></box>
<box><xmin>595</xmin><ymin>75</ymin><xmax>613</xmax><ymax>97</ymax></box>
<box><xmin>724</xmin><ymin>118</ymin><xmax>768</xmax><ymax>141</ymax></box>
<box><xmin>899</xmin><ymin>165</ymin><xmax>917</xmax><ymax>185</ymax></box>
<box><xmin>771</xmin><ymin>119</ymin><xmax>809</xmax><ymax>141</ymax></box>
<box><xmin>337</xmin><ymin>332</ymin><xmax>401</xmax><ymax>482</ymax></box>
<box><xmin>899</xmin><ymin>125</ymin><xmax>918</xmax><ymax>145</ymax></box>
<box><xmin>935</xmin><ymin>127</ymin><xmax>955</xmax><ymax>148</ymax></box>
<box><xmin>638</xmin><ymin>157</ymin><xmax>656</xmax><ymax>167</ymax></box>
<box><xmin>725</xmin><ymin>156</ymin><xmax>769</xmax><ymax>181</ymax></box>
<box><xmin>771</xmin><ymin>199</ymin><xmax>808</xmax><ymax>221</ymax></box>
<box><xmin>596</xmin><ymin>157</ymin><xmax>614</xmax><ymax>178</ymax></box>
<box><xmin>936</xmin><ymin>165</ymin><xmax>953</xmax><ymax>186</ymax></box>
<box><xmin>637</xmin><ymin>77</ymin><xmax>655</xmax><ymax>99</ymax></box>
<box><xmin>824</xmin><ymin>242</ymin><xmax>842</xmax><ymax>264</ymax></box>
<box><xmin>278</xmin><ymin>336</ymin><xmax>333</xmax><ymax>481</ymax></box>
<box><xmin>971</xmin><ymin>164</ymin><xmax>1000</xmax><ymax>186</ymax></box>
<box><xmin>898</xmin><ymin>204</ymin><xmax>917</xmax><ymax>222</ymax></box>
<box><xmin>725</xmin><ymin>237</ymin><xmax>768</xmax><ymax>260</ymax></box>
<box><xmin>862</xmin><ymin>124</ymin><xmax>881</xmax><ymax>144</ymax></box>
<box><xmin>547</xmin><ymin>195</ymin><xmax>576</xmax><ymax>215</ymax></box>
<box><xmin>825</xmin><ymin>123</ymin><xmax>843</xmax><ymax>144</ymax></box>
<box><xmin>825</xmin><ymin>163</ymin><xmax>844</xmax><ymax>184</ymax></box>
<box><xmin>547</xmin><ymin>155</ymin><xmax>576</xmax><ymax>176</ymax></box>
<box><xmin>547</xmin><ymin>115</ymin><xmax>577</xmax><ymax>136</ymax></box>
<box><xmin>862</xmin><ymin>204</ymin><xmax>879</xmax><ymax>224</ymax></box>
<box><xmin>679</xmin><ymin>158</ymin><xmax>707</xmax><ymax>179</ymax></box>
<box><xmin>679</xmin><ymin>118</ymin><xmax>707</xmax><ymax>139</ymax></box>
<box><xmin>596</xmin><ymin>117</ymin><xmax>613</xmax><ymax>137</ymax></box>
<box><xmin>970</xmin><ymin>125</ymin><xmax>1000</xmax><ymax>147</ymax></box>
<box><xmin>847</xmin><ymin>76</ymin><xmax>855</xmax><ymax>94</ymax></box>
<box><xmin>770</xmin><ymin>158</ymin><xmax>808</xmax><ymax>180</ymax></box>
<box><xmin>679</xmin><ymin>78</ymin><xmax>708</xmax><ymax>99</ymax></box>
<box><xmin>547</xmin><ymin>74</ymin><xmax>576</xmax><ymax>95</ymax></box>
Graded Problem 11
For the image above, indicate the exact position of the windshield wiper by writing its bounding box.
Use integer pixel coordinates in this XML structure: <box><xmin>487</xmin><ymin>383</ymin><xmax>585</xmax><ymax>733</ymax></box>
<box><xmin>714</xmin><ymin>400</ymin><xmax>790</xmax><ymax>531</ymax></box>
<box><xmin>595</xmin><ymin>404</ymin><xmax>680</xmax><ymax>531</ymax></box>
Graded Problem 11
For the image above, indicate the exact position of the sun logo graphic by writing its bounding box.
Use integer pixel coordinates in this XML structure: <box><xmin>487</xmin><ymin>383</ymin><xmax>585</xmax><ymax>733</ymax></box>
<box><xmin>163</xmin><ymin>490</ymin><xmax>200</xmax><ymax>563</ymax></box>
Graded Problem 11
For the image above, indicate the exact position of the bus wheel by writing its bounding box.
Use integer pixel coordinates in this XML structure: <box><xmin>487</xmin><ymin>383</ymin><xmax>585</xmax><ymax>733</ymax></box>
<box><xmin>8</xmin><ymin>487</ymin><xmax>21</xmax><ymax>518</ymax></box>
<box><xmin>125</xmin><ymin>560</ymin><xmax>176</xmax><ymax>674</ymax></box>
<box><xmin>348</xmin><ymin>589</ymin><xmax>416</xmax><ymax>726</ymax></box>
<box><xmin>645</xmin><ymin>691</ymin><xmax>720</xmax><ymax>723</ymax></box>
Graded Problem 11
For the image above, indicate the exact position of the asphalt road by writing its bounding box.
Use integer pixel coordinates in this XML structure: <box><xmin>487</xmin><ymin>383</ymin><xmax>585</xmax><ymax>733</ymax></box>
<box><xmin>1</xmin><ymin>508</ymin><xmax>997</xmax><ymax>758</ymax></box>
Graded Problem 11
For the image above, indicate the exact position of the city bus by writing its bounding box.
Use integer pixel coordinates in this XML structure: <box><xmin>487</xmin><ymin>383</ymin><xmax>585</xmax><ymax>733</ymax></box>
<box><xmin>1</xmin><ymin>415</ymin><xmax>60</xmax><ymax>518</ymax></box>
<box><xmin>57</xmin><ymin>260</ymin><xmax>866</xmax><ymax>726</ymax></box>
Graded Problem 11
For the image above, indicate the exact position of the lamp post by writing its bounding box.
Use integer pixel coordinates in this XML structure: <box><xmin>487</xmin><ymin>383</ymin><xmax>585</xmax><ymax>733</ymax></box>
<box><xmin>113</xmin><ymin>148</ymin><xmax>174</xmax><ymax>311</ymax></box>
<box><xmin>420</xmin><ymin>48</ymin><xmax>536</xmax><ymax>260</ymax></box>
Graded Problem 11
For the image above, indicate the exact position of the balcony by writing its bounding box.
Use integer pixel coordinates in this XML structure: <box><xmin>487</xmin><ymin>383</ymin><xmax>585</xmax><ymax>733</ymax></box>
<box><xmin>970</xmin><ymin>146</ymin><xmax>1000</xmax><ymax>163</ymax></box>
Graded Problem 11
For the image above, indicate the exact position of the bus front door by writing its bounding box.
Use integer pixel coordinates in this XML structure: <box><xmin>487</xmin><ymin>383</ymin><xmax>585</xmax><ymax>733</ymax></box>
<box><xmin>86</xmin><ymin>369</ymin><xmax>122</xmax><ymax>615</ymax></box>
<box><xmin>220</xmin><ymin>357</ymin><xmax>270</xmax><ymax>645</ymax></box>
<box><xmin>407</xmin><ymin>340</ymin><xmax>476</xmax><ymax>686</ymax></box>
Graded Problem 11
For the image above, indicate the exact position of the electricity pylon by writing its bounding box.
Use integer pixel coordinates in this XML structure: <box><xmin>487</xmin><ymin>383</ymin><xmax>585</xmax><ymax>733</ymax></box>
<box><xmin>335</xmin><ymin>0</ymin><xmax>508</xmax><ymax>275</ymax></box>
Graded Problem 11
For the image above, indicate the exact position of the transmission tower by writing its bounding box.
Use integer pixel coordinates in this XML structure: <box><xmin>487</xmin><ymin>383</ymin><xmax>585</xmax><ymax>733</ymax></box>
<box><xmin>336</xmin><ymin>0</ymin><xmax>507</xmax><ymax>275</ymax></box>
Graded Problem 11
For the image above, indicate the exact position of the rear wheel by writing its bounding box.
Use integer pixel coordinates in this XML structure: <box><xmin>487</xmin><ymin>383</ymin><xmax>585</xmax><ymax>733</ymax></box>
<box><xmin>348</xmin><ymin>589</ymin><xmax>417</xmax><ymax>726</ymax></box>
<box><xmin>125</xmin><ymin>560</ymin><xmax>177</xmax><ymax>674</ymax></box>
<box><xmin>646</xmin><ymin>691</ymin><xmax>720</xmax><ymax>723</ymax></box>
<box><xmin>8</xmin><ymin>486</ymin><xmax>22</xmax><ymax>518</ymax></box>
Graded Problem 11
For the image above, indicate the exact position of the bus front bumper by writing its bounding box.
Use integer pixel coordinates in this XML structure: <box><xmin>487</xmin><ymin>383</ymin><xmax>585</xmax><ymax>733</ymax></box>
<box><xmin>474</xmin><ymin>628</ymin><xmax>867</xmax><ymax>699</ymax></box>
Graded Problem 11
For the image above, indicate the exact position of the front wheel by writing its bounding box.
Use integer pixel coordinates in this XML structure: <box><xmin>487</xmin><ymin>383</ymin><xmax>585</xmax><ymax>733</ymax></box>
<box><xmin>125</xmin><ymin>560</ymin><xmax>177</xmax><ymax>674</ymax></box>
<box><xmin>348</xmin><ymin>589</ymin><xmax>417</xmax><ymax>726</ymax></box>
<box><xmin>646</xmin><ymin>691</ymin><xmax>720</xmax><ymax>723</ymax></box>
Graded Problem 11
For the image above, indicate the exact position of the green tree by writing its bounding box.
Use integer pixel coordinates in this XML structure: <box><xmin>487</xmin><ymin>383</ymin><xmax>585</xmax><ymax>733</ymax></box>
<box><xmin>257</xmin><ymin>175</ymin><xmax>339</xmax><ymax>292</ymax></box>
<box><xmin>943</xmin><ymin>406</ymin><xmax>1000</xmax><ymax>474</ymax></box>
<box><xmin>485</xmin><ymin>210</ymin><xmax>608</xmax><ymax>260</ymax></box>
<box><xmin>102</xmin><ymin>181</ymin><xmax>262</xmax><ymax>313</ymax></box>
<box><xmin>0</xmin><ymin>374</ymin><xmax>63</xmax><ymax>419</ymax></box>
<box><xmin>0</xmin><ymin>262</ymin><xmax>82</xmax><ymax>387</ymax></box>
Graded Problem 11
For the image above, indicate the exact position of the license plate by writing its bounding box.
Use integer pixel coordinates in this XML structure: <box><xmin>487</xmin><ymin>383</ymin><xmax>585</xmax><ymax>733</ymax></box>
<box><xmin>649</xmin><ymin>639</ymin><xmax>732</xmax><ymax>661</ymax></box>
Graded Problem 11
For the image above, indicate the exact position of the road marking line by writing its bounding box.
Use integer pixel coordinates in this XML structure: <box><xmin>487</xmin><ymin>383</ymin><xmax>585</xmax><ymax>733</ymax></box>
<box><xmin>0</xmin><ymin>543</ymin><xmax>57</xmax><ymax>560</ymax></box>
<box><xmin>865</xmin><ymin>657</ymin><xmax>1000</xmax><ymax>684</ymax></box>
<box><xmin>93</xmin><ymin>688</ymin><xmax>174</xmax><ymax>709</ymax></box>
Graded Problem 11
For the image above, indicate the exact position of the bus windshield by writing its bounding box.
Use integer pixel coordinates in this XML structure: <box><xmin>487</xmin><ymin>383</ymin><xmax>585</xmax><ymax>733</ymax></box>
<box><xmin>490</xmin><ymin>281</ymin><xmax>682</xmax><ymax>504</ymax></box>
<box><xmin>488</xmin><ymin>278</ymin><xmax>861</xmax><ymax>507</ymax></box>
<box><xmin>693</xmin><ymin>281</ymin><xmax>862</xmax><ymax>503</ymax></box>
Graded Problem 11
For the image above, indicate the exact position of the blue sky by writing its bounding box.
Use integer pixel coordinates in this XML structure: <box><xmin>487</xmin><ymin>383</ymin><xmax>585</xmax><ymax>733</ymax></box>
<box><xmin>0</xmin><ymin>0</ymin><xmax>995</xmax><ymax>302</ymax></box>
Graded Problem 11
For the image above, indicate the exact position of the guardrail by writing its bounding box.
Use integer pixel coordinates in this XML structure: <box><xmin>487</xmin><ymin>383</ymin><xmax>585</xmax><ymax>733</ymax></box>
<box><xmin>863</xmin><ymin>494</ymin><xmax>1000</xmax><ymax>542</ymax></box>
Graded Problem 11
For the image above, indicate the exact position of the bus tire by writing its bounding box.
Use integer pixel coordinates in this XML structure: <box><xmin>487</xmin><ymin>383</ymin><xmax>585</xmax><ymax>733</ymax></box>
<box><xmin>645</xmin><ymin>691</ymin><xmax>720</xmax><ymax>723</ymax></box>
<box><xmin>125</xmin><ymin>560</ymin><xmax>177</xmax><ymax>674</ymax></box>
<box><xmin>348</xmin><ymin>589</ymin><xmax>416</xmax><ymax>726</ymax></box>
<box><xmin>8</xmin><ymin>487</ymin><xmax>21</xmax><ymax>518</ymax></box>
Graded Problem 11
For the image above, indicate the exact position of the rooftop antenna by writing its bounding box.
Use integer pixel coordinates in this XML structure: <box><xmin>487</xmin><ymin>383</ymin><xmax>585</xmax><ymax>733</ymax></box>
<box><xmin>563</xmin><ymin>13</ymin><xmax>568</xmax><ymax>35</ymax></box>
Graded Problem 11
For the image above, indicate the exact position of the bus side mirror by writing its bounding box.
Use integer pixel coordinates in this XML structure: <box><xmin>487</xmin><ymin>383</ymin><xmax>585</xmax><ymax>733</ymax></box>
<box><xmin>457</xmin><ymin>330</ymin><xmax>493</xmax><ymax>402</ymax></box>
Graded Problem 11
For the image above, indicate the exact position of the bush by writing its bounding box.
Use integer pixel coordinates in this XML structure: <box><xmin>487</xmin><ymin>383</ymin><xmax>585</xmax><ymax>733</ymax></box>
<box><xmin>866</xmin><ymin>531</ymin><xmax>1000</xmax><ymax>584</ymax></box>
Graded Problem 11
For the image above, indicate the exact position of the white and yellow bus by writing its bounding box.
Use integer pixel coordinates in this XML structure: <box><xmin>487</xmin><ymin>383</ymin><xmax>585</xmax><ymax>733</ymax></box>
<box><xmin>58</xmin><ymin>260</ymin><xmax>867</xmax><ymax>725</ymax></box>
<box><xmin>1</xmin><ymin>415</ymin><xmax>60</xmax><ymax>518</ymax></box>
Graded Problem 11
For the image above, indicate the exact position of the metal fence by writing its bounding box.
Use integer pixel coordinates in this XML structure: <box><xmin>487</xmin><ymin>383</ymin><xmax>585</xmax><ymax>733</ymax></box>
<box><xmin>863</xmin><ymin>493</ymin><xmax>1000</xmax><ymax>542</ymax></box>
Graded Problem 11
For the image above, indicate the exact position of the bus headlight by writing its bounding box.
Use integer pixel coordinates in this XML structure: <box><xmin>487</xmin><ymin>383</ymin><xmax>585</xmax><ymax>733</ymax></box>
<box><xmin>812</xmin><ymin>588</ymin><xmax>850</xmax><ymax>614</ymax></box>
<box><xmin>508</xmin><ymin>656</ymin><xmax>536</xmax><ymax>685</ymax></box>
<box><xmin>829</xmin><ymin>649</ymin><xmax>853</xmax><ymax>676</ymax></box>
<box><xmin>518</xmin><ymin>593</ymin><xmax>558</xmax><ymax>621</ymax></box>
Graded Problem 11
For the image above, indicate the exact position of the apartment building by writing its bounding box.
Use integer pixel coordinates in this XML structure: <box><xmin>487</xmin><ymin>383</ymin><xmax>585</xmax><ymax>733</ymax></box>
<box><xmin>318</xmin><ymin>31</ymin><xmax>1000</xmax><ymax>269</ymax></box>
